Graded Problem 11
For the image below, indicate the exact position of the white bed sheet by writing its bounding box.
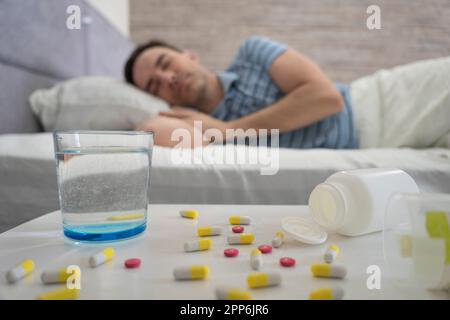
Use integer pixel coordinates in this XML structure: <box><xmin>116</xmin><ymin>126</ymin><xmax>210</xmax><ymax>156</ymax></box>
<box><xmin>1</xmin><ymin>133</ymin><xmax>449</xmax><ymax>232</ymax></box>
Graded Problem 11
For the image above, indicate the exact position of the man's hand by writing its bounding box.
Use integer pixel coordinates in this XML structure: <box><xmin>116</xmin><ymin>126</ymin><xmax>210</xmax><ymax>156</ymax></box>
<box><xmin>134</xmin><ymin>115</ymin><xmax>207</xmax><ymax>148</ymax></box>
<box><xmin>159</xmin><ymin>106</ymin><xmax>231</xmax><ymax>135</ymax></box>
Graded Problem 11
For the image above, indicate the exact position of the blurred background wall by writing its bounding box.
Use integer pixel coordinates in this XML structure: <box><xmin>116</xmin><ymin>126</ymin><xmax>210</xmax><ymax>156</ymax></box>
<box><xmin>129</xmin><ymin>0</ymin><xmax>450</xmax><ymax>82</ymax></box>
<box><xmin>88</xmin><ymin>0</ymin><xmax>129</xmax><ymax>36</ymax></box>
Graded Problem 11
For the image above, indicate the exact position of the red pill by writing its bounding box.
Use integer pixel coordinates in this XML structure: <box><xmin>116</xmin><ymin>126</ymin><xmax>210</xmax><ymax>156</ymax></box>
<box><xmin>124</xmin><ymin>258</ymin><xmax>141</xmax><ymax>269</ymax></box>
<box><xmin>224</xmin><ymin>248</ymin><xmax>239</xmax><ymax>257</ymax></box>
<box><xmin>258</xmin><ymin>245</ymin><xmax>272</xmax><ymax>254</ymax></box>
<box><xmin>232</xmin><ymin>226</ymin><xmax>244</xmax><ymax>233</ymax></box>
<box><xmin>280</xmin><ymin>257</ymin><xmax>296</xmax><ymax>267</ymax></box>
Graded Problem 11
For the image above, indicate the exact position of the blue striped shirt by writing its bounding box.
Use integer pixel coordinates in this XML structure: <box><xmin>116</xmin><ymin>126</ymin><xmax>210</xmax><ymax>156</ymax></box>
<box><xmin>210</xmin><ymin>36</ymin><xmax>359</xmax><ymax>149</ymax></box>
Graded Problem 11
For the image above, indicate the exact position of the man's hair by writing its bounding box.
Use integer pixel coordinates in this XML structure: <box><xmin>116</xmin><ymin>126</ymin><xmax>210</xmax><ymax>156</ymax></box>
<box><xmin>124</xmin><ymin>40</ymin><xmax>181</xmax><ymax>85</ymax></box>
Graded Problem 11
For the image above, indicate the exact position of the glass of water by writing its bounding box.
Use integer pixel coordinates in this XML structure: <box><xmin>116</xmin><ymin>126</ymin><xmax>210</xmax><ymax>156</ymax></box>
<box><xmin>53</xmin><ymin>130</ymin><xmax>153</xmax><ymax>242</ymax></box>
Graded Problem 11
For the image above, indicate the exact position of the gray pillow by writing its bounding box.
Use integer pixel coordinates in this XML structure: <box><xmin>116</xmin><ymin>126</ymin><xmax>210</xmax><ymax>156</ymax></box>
<box><xmin>29</xmin><ymin>77</ymin><xmax>170</xmax><ymax>131</ymax></box>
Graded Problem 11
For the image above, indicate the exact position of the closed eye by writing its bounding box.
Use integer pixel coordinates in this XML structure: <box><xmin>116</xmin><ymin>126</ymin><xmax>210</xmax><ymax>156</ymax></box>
<box><xmin>162</xmin><ymin>59</ymin><xmax>171</xmax><ymax>71</ymax></box>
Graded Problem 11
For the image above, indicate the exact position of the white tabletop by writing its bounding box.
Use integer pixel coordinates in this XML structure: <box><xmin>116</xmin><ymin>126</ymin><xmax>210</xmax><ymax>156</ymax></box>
<box><xmin>0</xmin><ymin>204</ymin><xmax>447</xmax><ymax>300</ymax></box>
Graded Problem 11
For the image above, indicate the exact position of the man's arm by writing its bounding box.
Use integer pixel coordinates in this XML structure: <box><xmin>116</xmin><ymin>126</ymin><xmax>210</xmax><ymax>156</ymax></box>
<box><xmin>229</xmin><ymin>48</ymin><xmax>344</xmax><ymax>133</ymax></box>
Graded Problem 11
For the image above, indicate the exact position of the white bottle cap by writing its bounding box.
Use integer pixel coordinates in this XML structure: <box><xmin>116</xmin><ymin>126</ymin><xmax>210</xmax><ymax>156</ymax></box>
<box><xmin>281</xmin><ymin>216</ymin><xmax>327</xmax><ymax>244</ymax></box>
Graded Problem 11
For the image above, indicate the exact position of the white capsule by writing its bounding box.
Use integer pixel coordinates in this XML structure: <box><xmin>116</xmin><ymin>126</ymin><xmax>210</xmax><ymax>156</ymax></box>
<box><xmin>227</xmin><ymin>233</ymin><xmax>254</xmax><ymax>245</ymax></box>
<box><xmin>184</xmin><ymin>239</ymin><xmax>212</xmax><ymax>252</ymax></box>
<box><xmin>6</xmin><ymin>259</ymin><xmax>35</xmax><ymax>284</ymax></box>
<box><xmin>173</xmin><ymin>265</ymin><xmax>210</xmax><ymax>280</ymax></box>
<box><xmin>247</xmin><ymin>272</ymin><xmax>282</xmax><ymax>289</ymax></box>
<box><xmin>89</xmin><ymin>248</ymin><xmax>115</xmax><ymax>268</ymax></box>
<box><xmin>311</xmin><ymin>263</ymin><xmax>347</xmax><ymax>279</ymax></box>
<box><xmin>197</xmin><ymin>226</ymin><xmax>223</xmax><ymax>237</ymax></box>
<box><xmin>309</xmin><ymin>286</ymin><xmax>345</xmax><ymax>300</ymax></box>
<box><xmin>250</xmin><ymin>249</ymin><xmax>263</xmax><ymax>270</ymax></box>
<box><xmin>41</xmin><ymin>267</ymin><xmax>80</xmax><ymax>284</ymax></box>
<box><xmin>324</xmin><ymin>244</ymin><xmax>340</xmax><ymax>264</ymax></box>
<box><xmin>215</xmin><ymin>286</ymin><xmax>253</xmax><ymax>300</ymax></box>
<box><xmin>271</xmin><ymin>231</ymin><xmax>285</xmax><ymax>248</ymax></box>
<box><xmin>229</xmin><ymin>215</ymin><xmax>252</xmax><ymax>225</ymax></box>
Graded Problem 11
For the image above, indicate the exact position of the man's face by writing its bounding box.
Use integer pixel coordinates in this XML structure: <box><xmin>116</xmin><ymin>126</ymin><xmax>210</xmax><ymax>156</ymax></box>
<box><xmin>133</xmin><ymin>46</ymin><xmax>208</xmax><ymax>107</ymax></box>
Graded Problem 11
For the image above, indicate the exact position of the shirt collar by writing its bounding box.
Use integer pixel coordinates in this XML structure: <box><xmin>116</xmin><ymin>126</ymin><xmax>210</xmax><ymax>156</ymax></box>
<box><xmin>217</xmin><ymin>71</ymin><xmax>238</xmax><ymax>93</ymax></box>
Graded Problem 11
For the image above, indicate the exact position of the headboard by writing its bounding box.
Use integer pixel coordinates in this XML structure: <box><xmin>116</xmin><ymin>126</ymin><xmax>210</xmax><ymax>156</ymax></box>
<box><xmin>130</xmin><ymin>0</ymin><xmax>450</xmax><ymax>82</ymax></box>
<box><xmin>0</xmin><ymin>0</ymin><xmax>134</xmax><ymax>134</ymax></box>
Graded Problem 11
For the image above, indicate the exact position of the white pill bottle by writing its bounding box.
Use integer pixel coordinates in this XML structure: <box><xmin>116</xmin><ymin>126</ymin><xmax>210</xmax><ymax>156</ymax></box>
<box><xmin>308</xmin><ymin>168</ymin><xmax>420</xmax><ymax>236</ymax></box>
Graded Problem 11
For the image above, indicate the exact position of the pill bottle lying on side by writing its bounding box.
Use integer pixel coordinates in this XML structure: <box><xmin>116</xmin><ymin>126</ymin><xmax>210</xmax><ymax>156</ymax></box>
<box><xmin>308</xmin><ymin>168</ymin><xmax>419</xmax><ymax>236</ymax></box>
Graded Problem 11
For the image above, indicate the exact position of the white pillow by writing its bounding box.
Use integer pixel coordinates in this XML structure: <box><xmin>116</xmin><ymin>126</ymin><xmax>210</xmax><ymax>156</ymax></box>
<box><xmin>29</xmin><ymin>77</ymin><xmax>170</xmax><ymax>131</ymax></box>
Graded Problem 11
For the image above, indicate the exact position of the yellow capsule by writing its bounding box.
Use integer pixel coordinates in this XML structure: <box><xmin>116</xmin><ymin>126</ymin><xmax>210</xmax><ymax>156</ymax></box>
<box><xmin>197</xmin><ymin>226</ymin><xmax>222</xmax><ymax>237</ymax></box>
<box><xmin>309</xmin><ymin>287</ymin><xmax>344</xmax><ymax>300</ymax></box>
<box><xmin>229</xmin><ymin>215</ymin><xmax>251</xmax><ymax>225</ymax></box>
<box><xmin>173</xmin><ymin>265</ymin><xmax>210</xmax><ymax>280</ymax></box>
<box><xmin>272</xmin><ymin>231</ymin><xmax>285</xmax><ymax>248</ymax></box>
<box><xmin>247</xmin><ymin>272</ymin><xmax>281</xmax><ymax>288</ymax></box>
<box><xmin>6</xmin><ymin>259</ymin><xmax>35</xmax><ymax>283</ymax></box>
<box><xmin>184</xmin><ymin>239</ymin><xmax>212</xmax><ymax>252</ymax></box>
<box><xmin>228</xmin><ymin>233</ymin><xmax>254</xmax><ymax>245</ymax></box>
<box><xmin>324</xmin><ymin>244</ymin><xmax>340</xmax><ymax>263</ymax></box>
<box><xmin>89</xmin><ymin>247</ymin><xmax>115</xmax><ymax>267</ymax></box>
<box><xmin>107</xmin><ymin>213</ymin><xmax>145</xmax><ymax>221</ymax></box>
<box><xmin>41</xmin><ymin>267</ymin><xmax>80</xmax><ymax>284</ymax></box>
<box><xmin>250</xmin><ymin>249</ymin><xmax>263</xmax><ymax>270</ymax></box>
<box><xmin>311</xmin><ymin>263</ymin><xmax>347</xmax><ymax>279</ymax></box>
<box><xmin>180</xmin><ymin>210</ymin><xmax>199</xmax><ymax>219</ymax></box>
<box><xmin>400</xmin><ymin>234</ymin><xmax>413</xmax><ymax>257</ymax></box>
<box><xmin>215</xmin><ymin>287</ymin><xmax>253</xmax><ymax>300</ymax></box>
<box><xmin>37</xmin><ymin>287</ymin><xmax>80</xmax><ymax>300</ymax></box>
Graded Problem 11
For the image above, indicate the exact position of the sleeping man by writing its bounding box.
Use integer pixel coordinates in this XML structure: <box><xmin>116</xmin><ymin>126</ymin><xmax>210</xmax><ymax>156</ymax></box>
<box><xmin>124</xmin><ymin>36</ymin><xmax>450</xmax><ymax>149</ymax></box>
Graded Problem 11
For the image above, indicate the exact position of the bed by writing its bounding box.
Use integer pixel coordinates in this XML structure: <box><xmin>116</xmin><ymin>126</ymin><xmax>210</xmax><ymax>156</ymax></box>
<box><xmin>1</xmin><ymin>132</ymin><xmax>450</xmax><ymax>232</ymax></box>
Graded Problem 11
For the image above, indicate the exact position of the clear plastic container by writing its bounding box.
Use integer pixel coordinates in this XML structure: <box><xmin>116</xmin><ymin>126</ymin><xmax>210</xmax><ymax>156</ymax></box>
<box><xmin>308</xmin><ymin>168</ymin><xmax>419</xmax><ymax>236</ymax></box>
<box><xmin>383</xmin><ymin>193</ymin><xmax>450</xmax><ymax>291</ymax></box>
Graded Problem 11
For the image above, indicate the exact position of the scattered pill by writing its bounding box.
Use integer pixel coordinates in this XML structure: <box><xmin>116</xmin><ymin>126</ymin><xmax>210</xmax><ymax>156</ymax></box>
<box><xmin>184</xmin><ymin>239</ymin><xmax>212</xmax><ymax>252</ymax></box>
<box><xmin>309</xmin><ymin>287</ymin><xmax>345</xmax><ymax>300</ymax></box>
<box><xmin>179</xmin><ymin>210</ymin><xmax>199</xmax><ymax>219</ymax></box>
<box><xmin>400</xmin><ymin>234</ymin><xmax>412</xmax><ymax>257</ymax></box>
<box><xmin>229</xmin><ymin>215</ymin><xmax>251</xmax><ymax>225</ymax></box>
<box><xmin>173</xmin><ymin>265</ymin><xmax>210</xmax><ymax>281</ymax></box>
<box><xmin>108</xmin><ymin>213</ymin><xmax>145</xmax><ymax>221</ymax></box>
<box><xmin>124</xmin><ymin>258</ymin><xmax>141</xmax><ymax>269</ymax></box>
<box><xmin>250</xmin><ymin>249</ymin><xmax>263</xmax><ymax>271</ymax></box>
<box><xmin>247</xmin><ymin>272</ymin><xmax>281</xmax><ymax>289</ymax></box>
<box><xmin>36</xmin><ymin>287</ymin><xmax>80</xmax><ymax>300</ymax></box>
<box><xmin>311</xmin><ymin>263</ymin><xmax>347</xmax><ymax>279</ymax></box>
<box><xmin>215</xmin><ymin>287</ymin><xmax>253</xmax><ymax>300</ymax></box>
<box><xmin>279</xmin><ymin>257</ymin><xmax>296</xmax><ymax>267</ymax></box>
<box><xmin>89</xmin><ymin>248</ymin><xmax>115</xmax><ymax>268</ymax></box>
<box><xmin>324</xmin><ymin>244</ymin><xmax>340</xmax><ymax>263</ymax></box>
<box><xmin>272</xmin><ymin>231</ymin><xmax>285</xmax><ymax>248</ymax></box>
<box><xmin>197</xmin><ymin>226</ymin><xmax>222</xmax><ymax>237</ymax></box>
<box><xmin>258</xmin><ymin>244</ymin><xmax>272</xmax><ymax>254</ymax></box>
<box><xmin>224</xmin><ymin>248</ymin><xmax>239</xmax><ymax>257</ymax></box>
<box><xmin>232</xmin><ymin>226</ymin><xmax>244</xmax><ymax>233</ymax></box>
<box><xmin>6</xmin><ymin>259</ymin><xmax>35</xmax><ymax>284</ymax></box>
<box><xmin>228</xmin><ymin>233</ymin><xmax>254</xmax><ymax>245</ymax></box>
<box><xmin>41</xmin><ymin>267</ymin><xmax>80</xmax><ymax>284</ymax></box>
